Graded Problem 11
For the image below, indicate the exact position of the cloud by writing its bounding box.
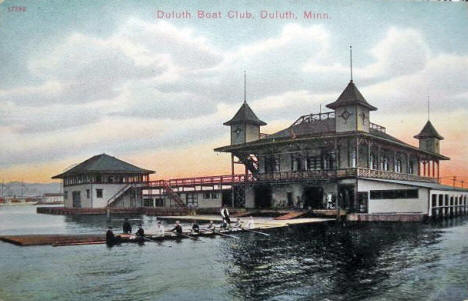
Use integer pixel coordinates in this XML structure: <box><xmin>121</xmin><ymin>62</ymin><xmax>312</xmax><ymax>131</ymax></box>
<box><xmin>1</xmin><ymin>20</ymin><xmax>467</xmax><ymax>179</ymax></box>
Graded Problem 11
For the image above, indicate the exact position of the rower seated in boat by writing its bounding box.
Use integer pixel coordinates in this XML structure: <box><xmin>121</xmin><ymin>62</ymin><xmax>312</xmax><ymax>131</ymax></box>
<box><xmin>106</xmin><ymin>226</ymin><xmax>121</xmax><ymax>244</ymax></box>
<box><xmin>123</xmin><ymin>218</ymin><xmax>132</xmax><ymax>234</ymax></box>
<box><xmin>246</xmin><ymin>216</ymin><xmax>255</xmax><ymax>229</ymax></box>
<box><xmin>156</xmin><ymin>221</ymin><xmax>165</xmax><ymax>237</ymax></box>
<box><xmin>170</xmin><ymin>221</ymin><xmax>183</xmax><ymax>235</ymax></box>
<box><xmin>207</xmin><ymin>220</ymin><xmax>215</xmax><ymax>230</ymax></box>
<box><xmin>234</xmin><ymin>217</ymin><xmax>243</xmax><ymax>229</ymax></box>
<box><xmin>136</xmin><ymin>225</ymin><xmax>144</xmax><ymax>237</ymax></box>
<box><xmin>191</xmin><ymin>221</ymin><xmax>200</xmax><ymax>234</ymax></box>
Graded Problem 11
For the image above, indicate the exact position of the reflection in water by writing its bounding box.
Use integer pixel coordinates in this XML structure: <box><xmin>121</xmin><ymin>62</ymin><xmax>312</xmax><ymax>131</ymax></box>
<box><xmin>223</xmin><ymin>222</ymin><xmax>447</xmax><ymax>300</ymax></box>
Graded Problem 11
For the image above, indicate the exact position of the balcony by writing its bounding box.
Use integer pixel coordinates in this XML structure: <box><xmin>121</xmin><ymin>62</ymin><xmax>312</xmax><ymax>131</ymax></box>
<box><xmin>256</xmin><ymin>168</ymin><xmax>437</xmax><ymax>183</ymax></box>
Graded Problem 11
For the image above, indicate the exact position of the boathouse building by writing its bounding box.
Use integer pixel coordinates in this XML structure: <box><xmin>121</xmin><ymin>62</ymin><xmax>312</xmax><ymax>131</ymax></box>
<box><xmin>52</xmin><ymin>154</ymin><xmax>154</xmax><ymax>208</ymax></box>
<box><xmin>214</xmin><ymin>80</ymin><xmax>468</xmax><ymax>217</ymax></box>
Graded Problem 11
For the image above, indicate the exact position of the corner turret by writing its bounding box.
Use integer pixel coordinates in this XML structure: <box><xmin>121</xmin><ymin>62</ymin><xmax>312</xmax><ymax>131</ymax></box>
<box><xmin>414</xmin><ymin>120</ymin><xmax>444</xmax><ymax>154</ymax></box>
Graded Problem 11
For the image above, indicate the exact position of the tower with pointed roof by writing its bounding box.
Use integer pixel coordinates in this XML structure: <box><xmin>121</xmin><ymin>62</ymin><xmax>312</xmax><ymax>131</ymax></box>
<box><xmin>326</xmin><ymin>80</ymin><xmax>377</xmax><ymax>133</ymax></box>
<box><xmin>414</xmin><ymin>120</ymin><xmax>444</xmax><ymax>154</ymax></box>
<box><xmin>224</xmin><ymin>73</ymin><xmax>266</xmax><ymax>145</ymax></box>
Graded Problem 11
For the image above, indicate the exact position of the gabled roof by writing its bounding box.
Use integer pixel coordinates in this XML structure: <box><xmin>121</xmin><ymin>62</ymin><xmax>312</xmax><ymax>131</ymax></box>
<box><xmin>326</xmin><ymin>81</ymin><xmax>377</xmax><ymax>111</ymax></box>
<box><xmin>52</xmin><ymin>154</ymin><xmax>154</xmax><ymax>179</ymax></box>
<box><xmin>223</xmin><ymin>102</ymin><xmax>267</xmax><ymax>126</ymax></box>
<box><xmin>414</xmin><ymin>120</ymin><xmax>444</xmax><ymax>140</ymax></box>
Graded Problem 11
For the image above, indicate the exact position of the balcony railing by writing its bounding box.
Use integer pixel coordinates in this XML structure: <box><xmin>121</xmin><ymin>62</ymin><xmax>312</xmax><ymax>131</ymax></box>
<box><xmin>356</xmin><ymin>168</ymin><xmax>437</xmax><ymax>183</ymax></box>
<box><xmin>256</xmin><ymin>168</ymin><xmax>437</xmax><ymax>183</ymax></box>
<box><xmin>370</xmin><ymin>122</ymin><xmax>386</xmax><ymax>133</ymax></box>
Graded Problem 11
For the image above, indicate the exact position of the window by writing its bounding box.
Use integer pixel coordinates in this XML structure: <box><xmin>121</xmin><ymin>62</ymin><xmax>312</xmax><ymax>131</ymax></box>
<box><xmin>203</xmin><ymin>192</ymin><xmax>211</xmax><ymax>199</ymax></box>
<box><xmin>186</xmin><ymin>193</ymin><xmax>198</xmax><ymax>206</ymax></box>
<box><xmin>432</xmin><ymin>194</ymin><xmax>437</xmax><ymax>207</ymax></box>
<box><xmin>395</xmin><ymin>160</ymin><xmax>402</xmax><ymax>173</ymax></box>
<box><xmin>143</xmin><ymin>199</ymin><xmax>154</xmax><ymax>207</ymax></box>
<box><xmin>211</xmin><ymin>192</ymin><xmax>218</xmax><ymax>199</ymax></box>
<box><xmin>382</xmin><ymin>157</ymin><xmax>389</xmax><ymax>171</ymax></box>
<box><xmin>370</xmin><ymin>153</ymin><xmax>378</xmax><ymax>170</ymax></box>
<box><xmin>370</xmin><ymin>189</ymin><xmax>418</xmax><ymax>200</ymax></box>
<box><xmin>438</xmin><ymin>195</ymin><xmax>443</xmax><ymax>207</ymax></box>
<box><xmin>64</xmin><ymin>191</ymin><xmax>68</xmax><ymax>200</ymax></box>
<box><xmin>96</xmin><ymin>189</ymin><xmax>103</xmax><ymax>198</ymax></box>
<box><xmin>265</xmin><ymin>156</ymin><xmax>280</xmax><ymax>173</ymax></box>
<box><xmin>86</xmin><ymin>189</ymin><xmax>90</xmax><ymax>199</ymax></box>
<box><xmin>155</xmin><ymin>198</ymin><xmax>164</xmax><ymax>207</ymax></box>
<box><xmin>307</xmin><ymin>156</ymin><xmax>321</xmax><ymax>170</ymax></box>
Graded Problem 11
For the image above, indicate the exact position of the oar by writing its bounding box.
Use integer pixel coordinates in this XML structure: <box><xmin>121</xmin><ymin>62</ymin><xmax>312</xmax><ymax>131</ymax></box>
<box><xmin>179</xmin><ymin>232</ymin><xmax>198</xmax><ymax>240</ymax></box>
<box><xmin>214</xmin><ymin>231</ymin><xmax>240</xmax><ymax>240</ymax></box>
<box><xmin>244</xmin><ymin>229</ymin><xmax>271</xmax><ymax>237</ymax></box>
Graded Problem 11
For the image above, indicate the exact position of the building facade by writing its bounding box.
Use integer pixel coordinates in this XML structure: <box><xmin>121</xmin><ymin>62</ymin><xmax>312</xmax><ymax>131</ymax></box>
<box><xmin>215</xmin><ymin>80</ymin><xmax>468</xmax><ymax>216</ymax></box>
<box><xmin>52</xmin><ymin>154</ymin><xmax>154</xmax><ymax>208</ymax></box>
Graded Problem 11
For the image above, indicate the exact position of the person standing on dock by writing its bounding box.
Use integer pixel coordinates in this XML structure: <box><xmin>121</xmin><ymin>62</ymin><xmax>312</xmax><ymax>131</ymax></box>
<box><xmin>123</xmin><ymin>218</ymin><xmax>132</xmax><ymax>234</ymax></box>
<box><xmin>220</xmin><ymin>206</ymin><xmax>231</xmax><ymax>225</ymax></box>
<box><xmin>170</xmin><ymin>221</ymin><xmax>183</xmax><ymax>235</ymax></box>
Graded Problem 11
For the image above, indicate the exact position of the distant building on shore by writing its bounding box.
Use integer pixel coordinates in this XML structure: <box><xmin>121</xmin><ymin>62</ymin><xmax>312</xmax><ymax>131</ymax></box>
<box><xmin>40</xmin><ymin>193</ymin><xmax>64</xmax><ymax>204</ymax></box>
<box><xmin>52</xmin><ymin>154</ymin><xmax>154</xmax><ymax>208</ymax></box>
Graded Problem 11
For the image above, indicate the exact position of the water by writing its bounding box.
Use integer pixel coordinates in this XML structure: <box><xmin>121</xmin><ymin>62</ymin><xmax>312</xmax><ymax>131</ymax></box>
<box><xmin>0</xmin><ymin>206</ymin><xmax>467</xmax><ymax>301</ymax></box>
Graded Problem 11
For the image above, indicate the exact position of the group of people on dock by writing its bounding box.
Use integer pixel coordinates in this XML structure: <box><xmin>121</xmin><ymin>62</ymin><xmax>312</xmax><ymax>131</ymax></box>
<box><xmin>106</xmin><ymin>207</ymin><xmax>256</xmax><ymax>244</ymax></box>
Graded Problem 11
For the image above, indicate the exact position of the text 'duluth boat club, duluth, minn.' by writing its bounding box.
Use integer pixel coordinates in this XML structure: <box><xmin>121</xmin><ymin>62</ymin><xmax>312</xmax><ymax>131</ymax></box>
<box><xmin>156</xmin><ymin>9</ymin><xmax>330</xmax><ymax>20</ymax></box>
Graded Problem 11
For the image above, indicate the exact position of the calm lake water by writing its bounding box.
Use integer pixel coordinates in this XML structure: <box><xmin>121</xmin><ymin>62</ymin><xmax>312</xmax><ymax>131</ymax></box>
<box><xmin>0</xmin><ymin>206</ymin><xmax>467</xmax><ymax>301</ymax></box>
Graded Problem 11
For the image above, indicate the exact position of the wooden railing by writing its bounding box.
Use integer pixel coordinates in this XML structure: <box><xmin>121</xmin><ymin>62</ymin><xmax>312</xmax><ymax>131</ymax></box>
<box><xmin>256</xmin><ymin>168</ymin><xmax>436</xmax><ymax>183</ymax></box>
<box><xmin>356</xmin><ymin>168</ymin><xmax>437</xmax><ymax>183</ymax></box>
<box><xmin>369</xmin><ymin>122</ymin><xmax>386</xmax><ymax>133</ymax></box>
<box><xmin>146</xmin><ymin>174</ymin><xmax>255</xmax><ymax>188</ymax></box>
<box><xmin>144</xmin><ymin>168</ymin><xmax>436</xmax><ymax>190</ymax></box>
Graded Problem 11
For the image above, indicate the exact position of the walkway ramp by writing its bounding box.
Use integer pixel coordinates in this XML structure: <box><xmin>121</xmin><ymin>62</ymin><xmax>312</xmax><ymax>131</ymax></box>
<box><xmin>274</xmin><ymin>211</ymin><xmax>307</xmax><ymax>220</ymax></box>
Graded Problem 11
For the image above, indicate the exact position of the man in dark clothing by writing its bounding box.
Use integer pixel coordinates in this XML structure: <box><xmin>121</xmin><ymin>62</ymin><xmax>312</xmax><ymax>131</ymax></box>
<box><xmin>170</xmin><ymin>221</ymin><xmax>183</xmax><ymax>235</ymax></box>
<box><xmin>191</xmin><ymin>221</ymin><xmax>200</xmax><ymax>234</ymax></box>
<box><xmin>136</xmin><ymin>225</ymin><xmax>144</xmax><ymax>237</ymax></box>
<box><xmin>106</xmin><ymin>226</ymin><xmax>121</xmax><ymax>244</ymax></box>
<box><xmin>123</xmin><ymin>218</ymin><xmax>132</xmax><ymax>234</ymax></box>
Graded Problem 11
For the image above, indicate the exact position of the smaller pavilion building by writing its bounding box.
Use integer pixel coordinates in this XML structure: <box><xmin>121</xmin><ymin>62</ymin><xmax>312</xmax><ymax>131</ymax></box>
<box><xmin>52</xmin><ymin>154</ymin><xmax>154</xmax><ymax>208</ymax></box>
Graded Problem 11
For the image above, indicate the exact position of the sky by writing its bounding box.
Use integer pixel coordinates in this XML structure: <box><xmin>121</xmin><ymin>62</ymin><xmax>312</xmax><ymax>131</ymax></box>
<box><xmin>0</xmin><ymin>0</ymin><xmax>467</xmax><ymax>184</ymax></box>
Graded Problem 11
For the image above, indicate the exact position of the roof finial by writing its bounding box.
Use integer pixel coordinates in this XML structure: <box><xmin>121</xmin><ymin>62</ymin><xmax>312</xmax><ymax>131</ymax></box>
<box><xmin>243</xmin><ymin>70</ymin><xmax>247</xmax><ymax>104</ymax></box>
<box><xmin>350</xmin><ymin>45</ymin><xmax>353</xmax><ymax>82</ymax></box>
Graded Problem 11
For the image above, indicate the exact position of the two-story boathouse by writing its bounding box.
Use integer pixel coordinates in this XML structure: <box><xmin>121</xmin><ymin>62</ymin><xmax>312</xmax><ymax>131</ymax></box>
<box><xmin>213</xmin><ymin>79</ymin><xmax>468</xmax><ymax>218</ymax></box>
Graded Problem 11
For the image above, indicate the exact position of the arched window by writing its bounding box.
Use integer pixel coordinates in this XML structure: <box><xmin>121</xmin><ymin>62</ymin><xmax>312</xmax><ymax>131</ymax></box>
<box><xmin>370</xmin><ymin>153</ymin><xmax>378</xmax><ymax>170</ymax></box>
<box><xmin>395</xmin><ymin>159</ymin><xmax>402</xmax><ymax>173</ymax></box>
<box><xmin>382</xmin><ymin>157</ymin><xmax>389</xmax><ymax>171</ymax></box>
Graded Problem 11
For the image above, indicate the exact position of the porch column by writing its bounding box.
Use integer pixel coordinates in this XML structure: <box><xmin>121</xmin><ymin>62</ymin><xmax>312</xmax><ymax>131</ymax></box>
<box><xmin>406</xmin><ymin>152</ymin><xmax>410</xmax><ymax>174</ymax></box>
<box><xmin>377</xmin><ymin>146</ymin><xmax>381</xmax><ymax>170</ymax></box>
<box><xmin>432</xmin><ymin>160</ymin><xmax>435</xmax><ymax>178</ymax></box>
<box><xmin>437</xmin><ymin>160</ymin><xmax>440</xmax><ymax>181</ymax></box>
<box><xmin>367</xmin><ymin>141</ymin><xmax>371</xmax><ymax>168</ymax></box>
<box><xmin>417</xmin><ymin>158</ymin><xmax>420</xmax><ymax>176</ymax></box>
